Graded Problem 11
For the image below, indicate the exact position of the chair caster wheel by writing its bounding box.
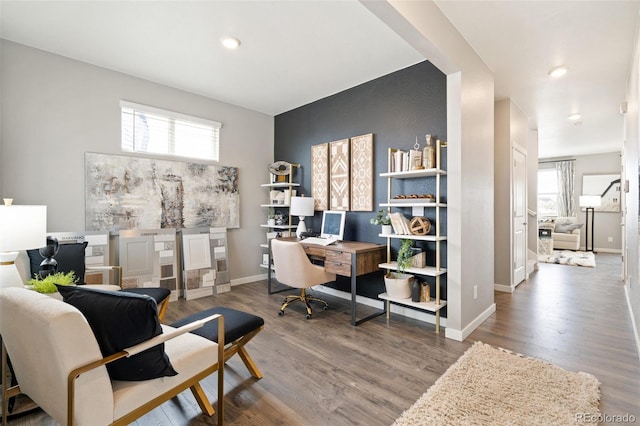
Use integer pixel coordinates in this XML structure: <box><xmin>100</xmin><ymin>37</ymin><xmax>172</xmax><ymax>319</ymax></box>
<box><xmin>306</xmin><ymin>314</ymin><xmax>312</xmax><ymax>320</ymax></box>
<box><xmin>278</xmin><ymin>310</ymin><xmax>284</xmax><ymax>316</ymax></box>
<box><xmin>323</xmin><ymin>306</ymin><xmax>328</xmax><ymax>311</ymax></box>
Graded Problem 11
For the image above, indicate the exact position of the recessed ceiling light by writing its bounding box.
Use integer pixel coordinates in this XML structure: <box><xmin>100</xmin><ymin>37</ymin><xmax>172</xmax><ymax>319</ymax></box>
<box><xmin>548</xmin><ymin>66</ymin><xmax>568</xmax><ymax>78</ymax></box>
<box><xmin>221</xmin><ymin>37</ymin><xmax>241</xmax><ymax>50</ymax></box>
<box><xmin>568</xmin><ymin>113</ymin><xmax>582</xmax><ymax>121</ymax></box>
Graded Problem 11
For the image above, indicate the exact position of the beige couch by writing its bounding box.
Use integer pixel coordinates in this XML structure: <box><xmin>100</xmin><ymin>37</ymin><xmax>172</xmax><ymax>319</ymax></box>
<box><xmin>540</xmin><ymin>216</ymin><xmax>582</xmax><ymax>251</ymax></box>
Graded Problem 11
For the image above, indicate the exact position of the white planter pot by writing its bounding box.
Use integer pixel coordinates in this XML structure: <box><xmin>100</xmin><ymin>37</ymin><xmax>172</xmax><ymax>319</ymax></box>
<box><xmin>384</xmin><ymin>272</ymin><xmax>413</xmax><ymax>299</ymax></box>
<box><xmin>381</xmin><ymin>224</ymin><xmax>393</xmax><ymax>235</ymax></box>
<box><xmin>267</xmin><ymin>219</ymin><xmax>275</xmax><ymax>226</ymax></box>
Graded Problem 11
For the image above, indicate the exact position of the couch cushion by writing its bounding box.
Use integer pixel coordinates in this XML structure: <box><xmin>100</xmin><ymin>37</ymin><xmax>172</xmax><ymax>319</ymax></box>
<box><xmin>27</xmin><ymin>242</ymin><xmax>88</xmax><ymax>281</ymax></box>
<box><xmin>56</xmin><ymin>285</ymin><xmax>177</xmax><ymax>381</ymax></box>
<box><xmin>554</xmin><ymin>222</ymin><xmax>583</xmax><ymax>234</ymax></box>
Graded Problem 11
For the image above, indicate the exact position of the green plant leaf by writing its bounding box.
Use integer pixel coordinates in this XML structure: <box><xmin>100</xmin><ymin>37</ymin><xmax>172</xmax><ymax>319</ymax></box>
<box><xmin>28</xmin><ymin>271</ymin><xmax>78</xmax><ymax>293</ymax></box>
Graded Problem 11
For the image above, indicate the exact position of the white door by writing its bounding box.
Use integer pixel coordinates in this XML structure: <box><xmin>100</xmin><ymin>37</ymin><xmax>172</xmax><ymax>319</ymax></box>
<box><xmin>513</xmin><ymin>146</ymin><xmax>527</xmax><ymax>285</ymax></box>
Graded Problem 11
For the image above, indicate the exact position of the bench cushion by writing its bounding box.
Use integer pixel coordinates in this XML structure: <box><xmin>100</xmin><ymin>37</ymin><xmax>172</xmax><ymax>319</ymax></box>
<box><xmin>171</xmin><ymin>307</ymin><xmax>264</xmax><ymax>344</ymax></box>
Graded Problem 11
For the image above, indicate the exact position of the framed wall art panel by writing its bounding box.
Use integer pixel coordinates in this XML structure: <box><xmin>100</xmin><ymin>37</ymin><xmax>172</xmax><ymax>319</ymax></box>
<box><xmin>311</xmin><ymin>143</ymin><xmax>329</xmax><ymax>211</ymax></box>
<box><xmin>582</xmin><ymin>174</ymin><xmax>621</xmax><ymax>212</ymax></box>
<box><xmin>350</xmin><ymin>133</ymin><xmax>374</xmax><ymax>211</ymax></box>
<box><xmin>329</xmin><ymin>139</ymin><xmax>350</xmax><ymax>211</ymax></box>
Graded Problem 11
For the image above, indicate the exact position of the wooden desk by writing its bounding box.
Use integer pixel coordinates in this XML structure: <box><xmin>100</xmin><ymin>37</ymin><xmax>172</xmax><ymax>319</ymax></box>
<box><xmin>267</xmin><ymin>238</ymin><xmax>386</xmax><ymax>326</ymax></box>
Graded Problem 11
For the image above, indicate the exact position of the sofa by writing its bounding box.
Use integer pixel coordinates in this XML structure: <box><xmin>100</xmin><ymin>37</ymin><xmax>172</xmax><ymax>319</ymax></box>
<box><xmin>539</xmin><ymin>216</ymin><xmax>582</xmax><ymax>251</ymax></box>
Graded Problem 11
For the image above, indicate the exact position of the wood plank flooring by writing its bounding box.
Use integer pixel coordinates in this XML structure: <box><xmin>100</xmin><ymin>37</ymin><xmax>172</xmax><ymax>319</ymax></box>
<box><xmin>6</xmin><ymin>253</ymin><xmax>639</xmax><ymax>425</ymax></box>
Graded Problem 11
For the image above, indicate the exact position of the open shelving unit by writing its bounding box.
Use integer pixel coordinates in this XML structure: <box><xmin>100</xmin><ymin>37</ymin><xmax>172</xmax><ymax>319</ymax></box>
<box><xmin>259</xmin><ymin>164</ymin><xmax>300</xmax><ymax>271</ymax></box>
<box><xmin>377</xmin><ymin>141</ymin><xmax>447</xmax><ymax>333</ymax></box>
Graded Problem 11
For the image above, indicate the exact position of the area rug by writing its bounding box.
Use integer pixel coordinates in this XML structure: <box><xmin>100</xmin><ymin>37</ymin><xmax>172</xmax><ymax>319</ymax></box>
<box><xmin>538</xmin><ymin>250</ymin><xmax>596</xmax><ymax>267</ymax></box>
<box><xmin>392</xmin><ymin>342</ymin><xmax>600</xmax><ymax>426</ymax></box>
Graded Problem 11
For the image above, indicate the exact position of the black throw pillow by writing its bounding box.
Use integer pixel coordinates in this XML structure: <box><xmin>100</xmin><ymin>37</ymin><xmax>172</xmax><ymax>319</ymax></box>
<box><xmin>56</xmin><ymin>285</ymin><xmax>177</xmax><ymax>381</ymax></box>
<box><xmin>27</xmin><ymin>242</ymin><xmax>89</xmax><ymax>282</ymax></box>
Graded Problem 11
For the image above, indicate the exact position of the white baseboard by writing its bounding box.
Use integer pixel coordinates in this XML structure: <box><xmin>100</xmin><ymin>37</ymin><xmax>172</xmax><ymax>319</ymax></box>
<box><xmin>445</xmin><ymin>303</ymin><xmax>496</xmax><ymax>342</ymax></box>
<box><xmin>231</xmin><ymin>273</ymin><xmax>267</xmax><ymax>286</ymax></box>
<box><xmin>494</xmin><ymin>283</ymin><xmax>514</xmax><ymax>293</ymax></box>
<box><xmin>624</xmin><ymin>284</ymin><xmax>640</xmax><ymax>360</ymax></box>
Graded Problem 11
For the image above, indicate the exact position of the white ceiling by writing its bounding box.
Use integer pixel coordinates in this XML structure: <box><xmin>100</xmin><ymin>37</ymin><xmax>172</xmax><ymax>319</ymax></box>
<box><xmin>1</xmin><ymin>1</ymin><xmax>639</xmax><ymax>159</ymax></box>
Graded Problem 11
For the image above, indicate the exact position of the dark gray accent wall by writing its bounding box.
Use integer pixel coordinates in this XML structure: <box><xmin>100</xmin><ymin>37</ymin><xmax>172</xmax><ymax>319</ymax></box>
<box><xmin>275</xmin><ymin>61</ymin><xmax>447</xmax><ymax>302</ymax></box>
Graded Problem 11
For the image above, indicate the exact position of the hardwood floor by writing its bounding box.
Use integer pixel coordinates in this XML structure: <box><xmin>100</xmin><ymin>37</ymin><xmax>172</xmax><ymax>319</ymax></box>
<box><xmin>6</xmin><ymin>253</ymin><xmax>639</xmax><ymax>425</ymax></box>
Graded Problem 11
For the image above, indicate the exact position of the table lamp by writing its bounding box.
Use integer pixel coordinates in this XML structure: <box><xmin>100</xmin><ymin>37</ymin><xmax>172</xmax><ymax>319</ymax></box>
<box><xmin>0</xmin><ymin>205</ymin><xmax>47</xmax><ymax>288</ymax></box>
<box><xmin>290</xmin><ymin>196</ymin><xmax>315</xmax><ymax>239</ymax></box>
<box><xmin>579</xmin><ymin>195</ymin><xmax>601</xmax><ymax>252</ymax></box>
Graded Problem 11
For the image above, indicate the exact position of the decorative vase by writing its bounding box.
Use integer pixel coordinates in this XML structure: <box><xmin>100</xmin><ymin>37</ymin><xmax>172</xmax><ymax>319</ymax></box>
<box><xmin>384</xmin><ymin>272</ymin><xmax>413</xmax><ymax>299</ymax></box>
<box><xmin>411</xmin><ymin>280</ymin><xmax>421</xmax><ymax>302</ymax></box>
<box><xmin>381</xmin><ymin>224</ymin><xmax>393</xmax><ymax>235</ymax></box>
<box><xmin>267</xmin><ymin>218</ymin><xmax>275</xmax><ymax>226</ymax></box>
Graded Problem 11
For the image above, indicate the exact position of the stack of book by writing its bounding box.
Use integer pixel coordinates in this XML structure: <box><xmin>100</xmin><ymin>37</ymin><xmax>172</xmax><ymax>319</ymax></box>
<box><xmin>389</xmin><ymin>212</ymin><xmax>412</xmax><ymax>235</ymax></box>
<box><xmin>391</xmin><ymin>149</ymin><xmax>423</xmax><ymax>172</ymax></box>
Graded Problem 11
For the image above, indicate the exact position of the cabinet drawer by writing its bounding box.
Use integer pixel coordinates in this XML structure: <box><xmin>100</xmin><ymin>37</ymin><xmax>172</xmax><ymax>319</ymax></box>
<box><xmin>325</xmin><ymin>250</ymin><xmax>351</xmax><ymax>264</ymax></box>
<box><xmin>301</xmin><ymin>245</ymin><xmax>326</xmax><ymax>258</ymax></box>
<box><xmin>325</xmin><ymin>261</ymin><xmax>351</xmax><ymax>277</ymax></box>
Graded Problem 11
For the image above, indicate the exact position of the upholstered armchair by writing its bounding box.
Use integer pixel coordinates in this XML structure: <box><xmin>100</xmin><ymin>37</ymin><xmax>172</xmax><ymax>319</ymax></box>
<box><xmin>1</xmin><ymin>287</ymin><xmax>224</xmax><ymax>426</ymax></box>
<box><xmin>539</xmin><ymin>217</ymin><xmax>582</xmax><ymax>251</ymax></box>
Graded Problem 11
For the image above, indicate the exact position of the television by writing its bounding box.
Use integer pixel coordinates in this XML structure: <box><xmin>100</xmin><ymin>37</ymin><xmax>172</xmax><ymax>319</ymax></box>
<box><xmin>320</xmin><ymin>210</ymin><xmax>346</xmax><ymax>241</ymax></box>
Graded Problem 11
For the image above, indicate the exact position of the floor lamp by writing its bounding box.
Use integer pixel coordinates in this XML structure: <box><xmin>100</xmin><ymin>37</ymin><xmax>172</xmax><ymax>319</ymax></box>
<box><xmin>579</xmin><ymin>195</ymin><xmax>601</xmax><ymax>252</ymax></box>
<box><xmin>0</xmin><ymin>204</ymin><xmax>47</xmax><ymax>288</ymax></box>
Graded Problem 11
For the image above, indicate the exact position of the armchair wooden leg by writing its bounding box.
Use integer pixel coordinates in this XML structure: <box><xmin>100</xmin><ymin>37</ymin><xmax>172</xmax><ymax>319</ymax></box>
<box><xmin>190</xmin><ymin>382</ymin><xmax>214</xmax><ymax>416</ymax></box>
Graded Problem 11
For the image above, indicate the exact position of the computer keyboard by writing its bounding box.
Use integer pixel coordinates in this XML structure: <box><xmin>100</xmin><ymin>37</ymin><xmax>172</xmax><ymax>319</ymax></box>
<box><xmin>301</xmin><ymin>236</ymin><xmax>337</xmax><ymax>246</ymax></box>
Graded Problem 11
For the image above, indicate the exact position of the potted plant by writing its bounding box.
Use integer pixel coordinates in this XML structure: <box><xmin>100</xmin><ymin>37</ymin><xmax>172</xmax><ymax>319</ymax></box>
<box><xmin>267</xmin><ymin>207</ymin><xmax>276</xmax><ymax>226</ymax></box>
<box><xmin>27</xmin><ymin>271</ymin><xmax>78</xmax><ymax>294</ymax></box>
<box><xmin>370</xmin><ymin>209</ymin><xmax>392</xmax><ymax>235</ymax></box>
<box><xmin>383</xmin><ymin>239</ymin><xmax>414</xmax><ymax>298</ymax></box>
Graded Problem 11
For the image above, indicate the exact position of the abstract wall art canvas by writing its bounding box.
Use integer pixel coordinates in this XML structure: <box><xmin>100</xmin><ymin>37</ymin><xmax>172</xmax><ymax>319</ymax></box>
<box><xmin>85</xmin><ymin>152</ymin><xmax>239</xmax><ymax>233</ymax></box>
<box><xmin>582</xmin><ymin>173</ymin><xmax>621</xmax><ymax>212</ymax></box>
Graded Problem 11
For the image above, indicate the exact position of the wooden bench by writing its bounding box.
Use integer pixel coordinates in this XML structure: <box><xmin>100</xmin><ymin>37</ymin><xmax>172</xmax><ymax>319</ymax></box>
<box><xmin>170</xmin><ymin>307</ymin><xmax>264</xmax><ymax>379</ymax></box>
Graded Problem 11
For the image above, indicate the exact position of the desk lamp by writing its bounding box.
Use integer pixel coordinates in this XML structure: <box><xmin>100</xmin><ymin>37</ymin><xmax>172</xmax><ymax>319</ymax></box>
<box><xmin>0</xmin><ymin>205</ymin><xmax>47</xmax><ymax>288</ymax></box>
<box><xmin>290</xmin><ymin>196</ymin><xmax>315</xmax><ymax>239</ymax></box>
<box><xmin>579</xmin><ymin>195</ymin><xmax>601</xmax><ymax>252</ymax></box>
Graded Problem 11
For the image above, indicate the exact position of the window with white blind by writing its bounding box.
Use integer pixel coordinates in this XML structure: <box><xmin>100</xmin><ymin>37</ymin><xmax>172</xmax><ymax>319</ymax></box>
<box><xmin>538</xmin><ymin>167</ymin><xmax>559</xmax><ymax>216</ymax></box>
<box><xmin>120</xmin><ymin>101</ymin><xmax>221</xmax><ymax>162</ymax></box>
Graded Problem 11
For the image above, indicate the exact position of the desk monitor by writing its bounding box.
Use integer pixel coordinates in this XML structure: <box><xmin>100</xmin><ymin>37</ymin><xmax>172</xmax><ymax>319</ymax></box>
<box><xmin>320</xmin><ymin>210</ymin><xmax>346</xmax><ymax>240</ymax></box>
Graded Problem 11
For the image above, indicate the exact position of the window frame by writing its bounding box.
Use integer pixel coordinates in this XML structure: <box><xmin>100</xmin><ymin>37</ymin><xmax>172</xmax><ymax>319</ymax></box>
<box><xmin>120</xmin><ymin>100</ymin><xmax>222</xmax><ymax>162</ymax></box>
<box><xmin>537</xmin><ymin>167</ymin><xmax>559</xmax><ymax>217</ymax></box>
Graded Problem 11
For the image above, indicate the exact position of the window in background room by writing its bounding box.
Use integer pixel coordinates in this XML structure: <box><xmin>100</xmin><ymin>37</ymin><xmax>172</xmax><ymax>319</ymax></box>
<box><xmin>121</xmin><ymin>101</ymin><xmax>221</xmax><ymax>162</ymax></box>
<box><xmin>538</xmin><ymin>168</ymin><xmax>558</xmax><ymax>216</ymax></box>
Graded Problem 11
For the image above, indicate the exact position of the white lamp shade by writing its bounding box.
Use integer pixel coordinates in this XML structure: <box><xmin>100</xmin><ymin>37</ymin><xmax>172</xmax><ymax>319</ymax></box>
<box><xmin>579</xmin><ymin>195</ymin><xmax>602</xmax><ymax>208</ymax></box>
<box><xmin>290</xmin><ymin>196</ymin><xmax>315</xmax><ymax>217</ymax></box>
<box><xmin>0</xmin><ymin>205</ymin><xmax>47</xmax><ymax>252</ymax></box>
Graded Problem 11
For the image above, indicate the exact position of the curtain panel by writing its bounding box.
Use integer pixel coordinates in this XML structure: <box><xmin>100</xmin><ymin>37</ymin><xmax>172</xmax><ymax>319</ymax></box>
<box><xmin>556</xmin><ymin>160</ymin><xmax>575</xmax><ymax>217</ymax></box>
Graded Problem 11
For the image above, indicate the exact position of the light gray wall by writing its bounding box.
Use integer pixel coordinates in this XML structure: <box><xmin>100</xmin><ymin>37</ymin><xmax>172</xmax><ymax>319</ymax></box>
<box><xmin>494</xmin><ymin>99</ymin><xmax>511</xmax><ymax>287</ymax></box>
<box><xmin>623</xmin><ymin>20</ymin><xmax>639</xmax><ymax>356</ymax></box>
<box><xmin>538</xmin><ymin>152</ymin><xmax>622</xmax><ymax>252</ymax></box>
<box><xmin>0</xmin><ymin>40</ymin><xmax>273</xmax><ymax>282</ymax></box>
<box><xmin>365</xmin><ymin>0</ymin><xmax>496</xmax><ymax>340</ymax></box>
<box><xmin>527</xmin><ymin>130</ymin><xmax>539</xmax><ymax>254</ymax></box>
<box><xmin>574</xmin><ymin>152</ymin><xmax>622</xmax><ymax>252</ymax></box>
<box><xmin>494</xmin><ymin>99</ymin><xmax>530</xmax><ymax>289</ymax></box>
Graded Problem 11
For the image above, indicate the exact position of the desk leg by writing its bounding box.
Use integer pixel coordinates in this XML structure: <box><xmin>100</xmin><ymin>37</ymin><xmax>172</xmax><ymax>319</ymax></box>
<box><xmin>350</xmin><ymin>253</ymin><xmax>386</xmax><ymax>326</ymax></box>
<box><xmin>350</xmin><ymin>257</ymin><xmax>357</xmax><ymax>326</ymax></box>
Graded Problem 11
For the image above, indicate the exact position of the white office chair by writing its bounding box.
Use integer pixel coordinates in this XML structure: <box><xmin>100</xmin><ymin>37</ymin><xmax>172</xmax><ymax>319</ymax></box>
<box><xmin>271</xmin><ymin>239</ymin><xmax>336</xmax><ymax>319</ymax></box>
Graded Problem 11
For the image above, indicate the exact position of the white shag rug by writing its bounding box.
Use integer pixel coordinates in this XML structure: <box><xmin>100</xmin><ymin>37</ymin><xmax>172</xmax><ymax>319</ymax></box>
<box><xmin>393</xmin><ymin>342</ymin><xmax>600</xmax><ymax>426</ymax></box>
<box><xmin>538</xmin><ymin>250</ymin><xmax>596</xmax><ymax>268</ymax></box>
